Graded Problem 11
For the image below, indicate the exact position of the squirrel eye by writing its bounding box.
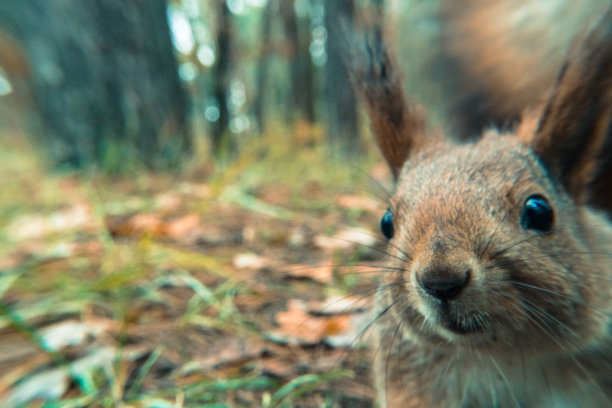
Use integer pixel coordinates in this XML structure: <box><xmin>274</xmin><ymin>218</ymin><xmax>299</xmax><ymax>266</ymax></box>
<box><xmin>521</xmin><ymin>194</ymin><xmax>554</xmax><ymax>232</ymax></box>
<box><xmin>380</xmin><ymin>208</ymin><xmax>395</xmax><ymax>239</ymax></box>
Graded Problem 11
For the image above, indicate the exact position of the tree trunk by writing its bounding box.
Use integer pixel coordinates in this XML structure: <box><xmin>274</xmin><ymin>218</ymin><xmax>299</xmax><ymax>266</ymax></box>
<box><xmin>324</xmin><ymin>0</ymin><xmax>359</xmax><ymax>157</ymax></box>
<box><xmin>211</xmin><ymin>0</ymin><xmax>233</xmax><ymax>156</ymax></box>
<box><xmin>253</xmin><ymin>0</ymin><xmax>275</xmax><ymax>133</ymax></box>
<box><xmin>280</xmin><ymin>0</ymin><xmax>315</xmax><ymax>124</ymax></box>
<box><xmin>0</xmin><ymin>0</ymin><xmax>190</xmax><ymax>172</ymax></box>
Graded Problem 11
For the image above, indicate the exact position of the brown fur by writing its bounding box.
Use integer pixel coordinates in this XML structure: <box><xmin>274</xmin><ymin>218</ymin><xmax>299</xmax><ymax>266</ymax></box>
<box><xmin>439</xmin><ymin>0</ymin><xmax>609</xmax><ymax>139</ymax></box>
<box><xmin>349</xmin><ymin>27</ymin><xmax>432</xmax><ymax>180</ymax></box>
<box><xmin>439</xmin><ymin>0</ymin><xmax>612</xmax><ymax>214</ymax></box>
<box><xmin>351</xmin><ymin>7</ymin><xmax>612</xmax><ymax>408</ymax></box>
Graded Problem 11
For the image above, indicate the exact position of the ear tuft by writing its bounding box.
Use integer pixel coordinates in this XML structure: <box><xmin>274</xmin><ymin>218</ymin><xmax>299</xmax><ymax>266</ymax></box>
<box><xmin>532</xmin><ymin>8</ymin><xmax>612</xmax><ymax>201</ymax></box>
<box><xmin>343</xmin><ymin>18</ymin><xmax>428</xmax><ymax>180</ymax></box>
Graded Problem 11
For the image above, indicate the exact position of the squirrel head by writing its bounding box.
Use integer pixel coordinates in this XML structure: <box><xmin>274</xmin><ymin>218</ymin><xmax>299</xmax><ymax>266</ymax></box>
<box><xmin>352</xmin><ymin>9</ymin><xmax>612</xmax><ymax>351</ymax></box>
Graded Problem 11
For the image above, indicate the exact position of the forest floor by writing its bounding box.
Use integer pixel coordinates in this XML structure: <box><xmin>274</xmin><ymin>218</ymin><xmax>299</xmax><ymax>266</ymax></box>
<box><xmin>0</xmin><ymin>130</ymin><xmax>393</xmax><ymax>407</ymax></box>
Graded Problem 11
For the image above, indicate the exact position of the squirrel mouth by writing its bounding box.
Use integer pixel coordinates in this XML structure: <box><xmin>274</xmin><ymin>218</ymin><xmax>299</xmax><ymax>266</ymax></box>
<box><xmin>421</xmin><ymin>299</ymin><xmax>487</xmax><ymax>335</ymax></box>
<box><xmin>439</xmin><ymin>309</ymin><xmax>485</xmax><ymax>334</ymax></box>
<box><xmin>442</xmin><ymin>317</ymin><xmax>484</xmax><ymax>334</ymax></box>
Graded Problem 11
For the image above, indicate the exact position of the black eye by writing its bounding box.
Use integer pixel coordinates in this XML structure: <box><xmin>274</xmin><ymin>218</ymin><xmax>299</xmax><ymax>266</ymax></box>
<box><xmin>521</xmin><ymin>194</ymin><xmax>554</xmax><ymax>232</ymax></box>
<box><xmin>380</xmin><ymin>208</ymin><xmax>394</xmax><ymax>239</ymax></box>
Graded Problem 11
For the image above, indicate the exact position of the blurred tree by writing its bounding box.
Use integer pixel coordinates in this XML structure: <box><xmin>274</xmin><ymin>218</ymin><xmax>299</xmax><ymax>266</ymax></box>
<box><xmin>324</xmin><ymin>0</ymin><xmax>359</xmax><ymax>157</ymax></box>
<box><xmin>280</xmin><ymin>0</ymin><xmax>315</xmax><ymax>124</ymax></box>
<box><xmin>211</xmin><ymin>0</ymin><xmax>233</xmax><ymax>155</ymax></box>
<box><xmin>0</xmin><ymin>0</ymin><xmax>190</xmax><ymax>172</ymax></box>
<box><xmin>253</xmin><ymin>0</ymin><xmax>275</xmax><ymax>133</ymax></box>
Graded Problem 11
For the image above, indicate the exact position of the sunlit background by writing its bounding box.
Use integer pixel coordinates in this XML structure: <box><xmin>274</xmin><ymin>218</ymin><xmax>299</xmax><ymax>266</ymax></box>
<box><xmin>0</xmin><ymin>0</ymin><xmax>442</xmax><ymax>173</ymax></box>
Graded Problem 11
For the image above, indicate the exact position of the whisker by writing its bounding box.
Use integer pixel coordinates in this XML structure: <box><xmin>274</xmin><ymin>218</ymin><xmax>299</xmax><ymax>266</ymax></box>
<box><xmin>345</xmin><ymin>291</ymin><xmax>410</xmax><ymax>352</ymax></box>
<box><xmin>342</xmin><ymin>228</ymin><xmax>415</xmax><ymax>263</ymax></box>
<box><xmin>321</xmin><ymin>235</ymin><xmax>411</xmax><ymax>264</ymax></box>
<box><xmin>479</xmin><ymin>212</ymin><xmax>507</xmax><ymax>258</ymax></box>
<box><xmin>518</xmin><ymin>300</ymin><xmax>611</xmax><ymax>403</ymax></box>
<box><xmin>488</xmin><ymin>234</ymin><xmax>542</xmax><ymax>260</ymax></box>
<box><xmin>498</xmin><ymin>290</ymin><xmax>610</xmax><ymax>395</ymax></box>
<box><xmin>382</xmin><ymin>301</ymin><xmax>410</xmax><ymax>403</ymax></box>
<box><xmin>345</xmin><ymin>162</ymin><xmax>394</xmax><ymax>204</ymax></box>
<box><xmin>488</xmin><ymin>354</ymin><xmax>521</xmax><ymax>408</ymax></box>
<box><xmin>521</xmin><ymin>298</ymin><xmax>581</xmax><ymax>341</ymax></box>
<box><xmin>546</xmin><ymin>249</ymin><xmax>612</xmax><ymax>260</ymax></box>
<box><xmin>506</xmin><ymin>280</ymin><xmax>565</xmax><ymax>297</ymax></box>
<box><xmin>282</xmin><ymin>263</ymin><xmax>407</xmax><ymax>276</ymax></box>
<box><xmin>486</xmin><ymin>257</ymin><xmax>612</xmax><ymax>287</ymax></box>
<box><xmin>295</xmin><ymin>287</ymin><xmax>413</xmax><ymax>379</ymax></box>
<box><xmin>393</xmin><ymin>313</ymin><xmax>413</xmax><ymax>400</ymax></box>
<box><xmin>499</xmin><ymin>279</ymin><xmax>612</xmax><ymax>320</ymax></box>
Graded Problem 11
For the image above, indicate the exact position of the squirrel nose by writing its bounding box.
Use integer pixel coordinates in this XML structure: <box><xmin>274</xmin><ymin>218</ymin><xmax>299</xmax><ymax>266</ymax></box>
<box><xmin>418</xmin><ymin>269</ymin><xmax>471</xmax><ymax>301</ymax></box>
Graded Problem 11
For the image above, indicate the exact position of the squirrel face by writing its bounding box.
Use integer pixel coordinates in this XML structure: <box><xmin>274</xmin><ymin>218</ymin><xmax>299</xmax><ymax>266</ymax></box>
<box><xmin>381</xmin><ymin>135</ymin><xmax>611</xmax><ymax>351</ymax></box>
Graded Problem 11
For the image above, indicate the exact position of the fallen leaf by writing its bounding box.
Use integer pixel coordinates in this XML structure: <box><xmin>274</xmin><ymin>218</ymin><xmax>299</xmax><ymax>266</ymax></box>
<box><xmin>129</xmin><ymin>213</ymin><xmax>163</xmax><ymax>234</ymax></box>
<box><xmin>285</xmin><ymin>264</ymin><xmax>333</xmax><ymax>284</ymax></box>
<box><xmin>307</xmin><ymin>295</ymin><xmax>370</xmax><ymax>315</ymax></box>
<box><xmin>324</xmin><ymin>312</ymin><xmax>372</xmax><ymax>348</ymax></box>
<box><xmin>233</xmin><ymin>253</ymin><xmax>269</xmax><ymax>270</ymax></box>
<box><xmin>162</xmin><ymin>213</ymin><xmax>200</xmax><ymax>239</ymax></box>
<box><xmin>1</xmin><ymin>347</ymin><xmax>116</xmax><ymax>407</ymax></box>
<box><xmin>314</xmin><ymin>227</ymin><xmax>376</xmax><ymax>251</ymax></box>
<box><xmin>335</xmin><ymin>194</ymin><xmax>383</xmax><ymax>213</ymax></box>
<box><xmin>270</xmin><ymin>299</ymin><xmax>352</xmax><ymax>345</ymax></box>
<box><xmin>105</xmin><ymin>212</ymin><xmax>164</xmax><ymax>238</ymax></box>
<box><xmin>40</xmin><ymin>320</ymin><xmax>96</xmax><ymax>350</ymax></box>
<box><xmin>2</xmin><ymin>364</ymin><xmax>69</xmax><ymax>406</ymax></box>
<box><xmin>193</xmin><ymin>336</ymin><xmax>269</xmax><ymax>371</ymax></box>
<box><xmin>257</xmin><ymin>356</ymin><xmax>295</xmax><ymax>379</ymax></box>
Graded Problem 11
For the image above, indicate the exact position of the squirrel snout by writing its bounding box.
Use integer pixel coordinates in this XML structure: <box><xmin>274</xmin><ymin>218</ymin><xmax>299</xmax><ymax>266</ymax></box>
<box><xmin>418</xmin><ymin>268</ymin><xmax>471</xmax><ymax>301</ymax></box>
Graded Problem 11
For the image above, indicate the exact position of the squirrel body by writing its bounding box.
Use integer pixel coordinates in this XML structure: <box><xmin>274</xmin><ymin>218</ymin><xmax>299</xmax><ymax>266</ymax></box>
<box><xmin>349</xmin><ymin>6</ymin><xmax>612</xmax><ymax>407</ymax></box>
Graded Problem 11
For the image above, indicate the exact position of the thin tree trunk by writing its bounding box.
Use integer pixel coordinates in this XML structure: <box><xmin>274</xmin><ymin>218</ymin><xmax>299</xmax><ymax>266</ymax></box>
<box><xmin>253</xmin><ymin>0</ymin><xmax>275</xmax><ymax>132</ymax></box>
<box><xmin>324</xmin><ymin>0</ymin><xmax>359</xmax><ymax>157</ymax></box>
<box><xmin>280</xmin><ymin>0</ymin><xmax>315</xmax><ymax>124</ymax></box>
<box><xmin>211</xmin><ymin>0</ymin><xmax>233</xmax><ymax>155</ymax></box>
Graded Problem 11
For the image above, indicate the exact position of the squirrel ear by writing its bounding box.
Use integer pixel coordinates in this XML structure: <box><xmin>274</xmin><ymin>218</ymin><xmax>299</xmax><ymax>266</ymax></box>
<box><xmin>531</xmin><ymin>8</ymin><xmax>612</xmax><ymax>201</ymax></box>
<box><xmin>346</xmin><ymin>23</ymin><xmax>428</xmax><ymax>180</ymax></box>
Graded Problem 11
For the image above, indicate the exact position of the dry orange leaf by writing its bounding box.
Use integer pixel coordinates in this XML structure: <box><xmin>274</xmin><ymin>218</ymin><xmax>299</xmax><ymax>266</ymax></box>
<box><xmin>162</xmin><ymin>213</ymin><xmax>200</xmax><ymax>238</ymax></box>
<box><xmin>285</xmin><ymin>263</ymin><xmax>333</xmax><ymax>283</ymax></box>
<box><xmin>272</xmin><ymin>299</ymin><xmax>351</xmax><ymax>345</ymax></box>
<box><xmin>106</xmin><ymin>212</ymin><xmax>201</xmax><ymax>240</ymax></box>
<box><xmin>105</xmin><ymin>212</ymin><xmax>164</xmax><ymax>238</ymax></box>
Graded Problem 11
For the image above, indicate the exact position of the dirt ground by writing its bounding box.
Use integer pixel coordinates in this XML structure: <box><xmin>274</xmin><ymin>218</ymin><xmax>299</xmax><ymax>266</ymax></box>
<box><xmin>0</xmin><ymin>142</ymin><xmax>392</xmax><ymax>407</ymax></box>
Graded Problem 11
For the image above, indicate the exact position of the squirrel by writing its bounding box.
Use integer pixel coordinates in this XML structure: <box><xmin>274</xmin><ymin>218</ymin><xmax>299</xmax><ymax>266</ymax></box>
<box><xmin>348</xmin><ymin>5</ymin><xmax>612</xmax><ymax>407</ymax></box>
